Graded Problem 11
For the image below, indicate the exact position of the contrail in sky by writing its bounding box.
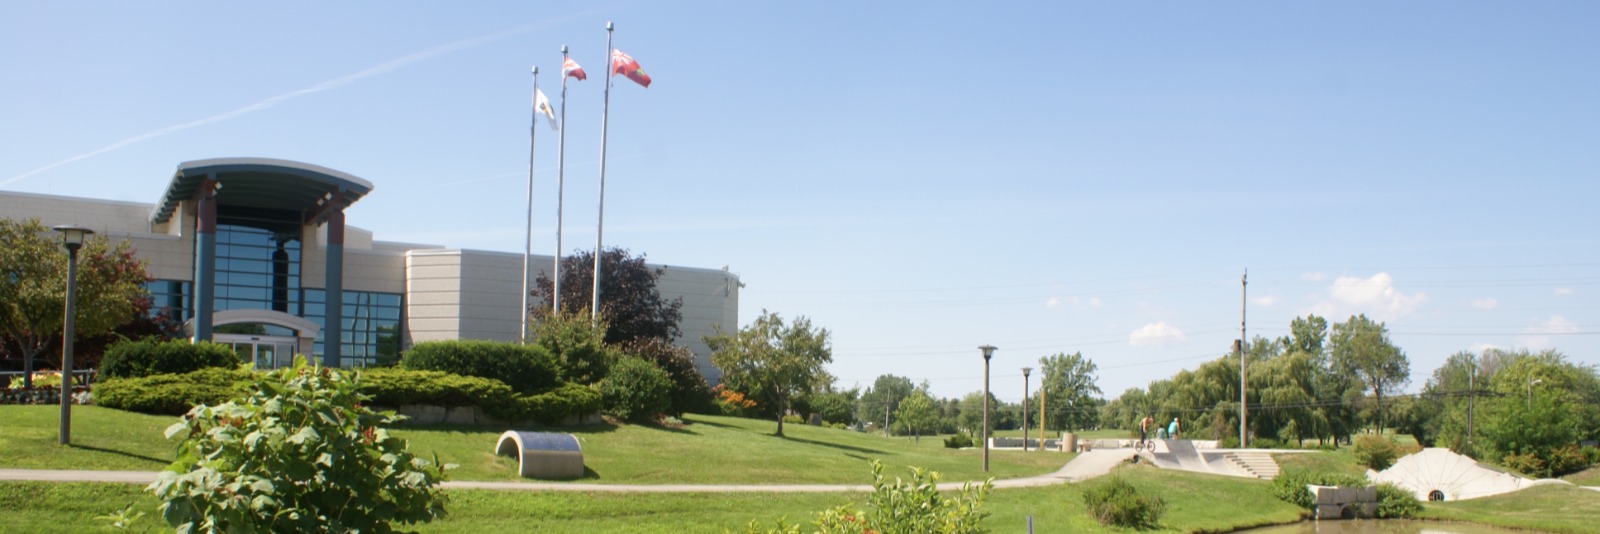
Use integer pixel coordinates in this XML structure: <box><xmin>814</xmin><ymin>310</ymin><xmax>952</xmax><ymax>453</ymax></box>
<box><xmin>2</xmin><ymin>10</ymin><xmax>599</xmax><ymax>187</ymax></box>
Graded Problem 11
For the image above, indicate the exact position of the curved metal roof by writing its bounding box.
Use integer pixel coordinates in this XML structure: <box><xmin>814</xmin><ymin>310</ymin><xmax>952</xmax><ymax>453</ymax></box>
<box><xmin>151</xmin><ymin>158</ymin><xmax>374</xmax><ymax>225</ymax></box>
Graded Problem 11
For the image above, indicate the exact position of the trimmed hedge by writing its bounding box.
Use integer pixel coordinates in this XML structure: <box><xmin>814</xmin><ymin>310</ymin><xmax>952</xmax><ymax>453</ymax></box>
<box><xmin>597</xmin><ymin>356</ymin><xmax>672</xmax><ymax>423</ymax></box>
<box><xmin>99</xmin><ymin>338</ymin><xmax>240</xmax><ymax>379</ymax></box>
<box><xmin>401</xmin><ymin>340</ymin><xmax>559</xmax><ymax>394</ymax></box>
<box><xmin>95</xmin><ymin>367</ymin><xmax>255</xmax><ymax>415</ymax></box>
<box><xmin>515</xmin><ymin>382</ymin><xmax>604</xmax><ymax>424</ymax></box>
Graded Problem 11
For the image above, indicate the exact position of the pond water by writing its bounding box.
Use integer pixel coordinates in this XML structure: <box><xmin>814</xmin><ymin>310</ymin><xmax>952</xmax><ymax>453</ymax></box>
<box><xmin>1237</xmin><ymin>520</ymin><xmax>1547</xmax><ymax>534</ymax></box>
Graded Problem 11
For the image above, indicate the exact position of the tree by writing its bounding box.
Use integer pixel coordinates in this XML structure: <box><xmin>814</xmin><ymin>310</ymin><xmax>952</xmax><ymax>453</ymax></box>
<box><xmin>1329</xmin><ymin>315</ymin><xmax>1410</xmax><ymax>432</ymax></box>
<box><xmin>956</xmin><ymin>391</ymin><xmax>1000</xmax><ymax>435</ymax></box>
<box><xmin>808</xmin><ymin>391</ymin><xmax>856</xmax><ymax>426</ymax></box>
<box><xmin>617</xmin><ymin>337</ymin><xmax>711</xmax><ymax>416</ymax></box>
<box><xmin>1</xmin><ymin>218</ymin><xmax>148</xmax><ymax>387</ymax></box>
<box><xmin>529</xmin><ymin>309</ymin><xmax>617</xmax><ymax>385</ymax></box>
<box><xmin>893</xmin><ymin>391</ymin><xmax>940</xmax><ymax>441</ymax></box>
<box><xmin>1039</xmin><ymin>352</ymin><xmax>1102</xmax><ymax>432</ymax></box>
<box><xmin>531</xmin><ymin>247</ymin><xmax>683</xmax><ymax>345</ymax></box>
<box><xmin>858</xmin><ymin>374</ymin><xmax>914</xmax><ymax>431</ymax></box>
<box><xmin>706</xmin><ymin>310</ymin><xmax>832</xmax><ymax>437</ymax></box>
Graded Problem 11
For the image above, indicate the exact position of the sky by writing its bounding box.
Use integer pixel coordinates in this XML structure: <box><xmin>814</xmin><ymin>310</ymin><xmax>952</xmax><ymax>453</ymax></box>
<box><xmin>3</xmin><ymin>2</ymin><xmax>1596</xmax><ymax>403</ymax></box>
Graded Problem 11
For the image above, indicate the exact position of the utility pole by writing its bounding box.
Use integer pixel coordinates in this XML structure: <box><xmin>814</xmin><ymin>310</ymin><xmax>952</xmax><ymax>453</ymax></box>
<box><xmin>1467</xmin><ymin>356</ymin><xmax>1476</xmax><ymax>451</ymax></box>
<box><xmin>1240</xmin><ymin>269</ymin><xmax>1248</xmax><ymax>448</ymax></box>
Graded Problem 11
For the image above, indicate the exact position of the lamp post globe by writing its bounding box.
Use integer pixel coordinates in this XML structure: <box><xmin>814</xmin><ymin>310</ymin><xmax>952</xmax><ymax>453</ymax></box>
<box><xmin>52</xmin><ymin>225</ymin><xmax>93</xmax><ymax>446</ymax></box>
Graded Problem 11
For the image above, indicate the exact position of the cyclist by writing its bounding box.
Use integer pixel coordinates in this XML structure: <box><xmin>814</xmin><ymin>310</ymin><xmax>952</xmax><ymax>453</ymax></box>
<box><xmin>1138</xmin><ymin>414</ymin><xmax>1154</xmax><ymax>446</ymax></box>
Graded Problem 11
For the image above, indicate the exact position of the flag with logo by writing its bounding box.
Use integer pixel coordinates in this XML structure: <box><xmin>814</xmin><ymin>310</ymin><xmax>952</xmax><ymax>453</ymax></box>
<box><xmin>534</xmin><ymin>88</ymin><xmax>558</xmax><ymax>130</ymax></box>
<box><xmin>610</xmin><ymin>49</ymin><xmax>651</xmax><ymax>88</ymax></box>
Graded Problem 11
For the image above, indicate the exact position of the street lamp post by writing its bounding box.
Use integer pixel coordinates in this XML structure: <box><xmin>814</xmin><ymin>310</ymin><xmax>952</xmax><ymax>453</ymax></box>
<box><xmin>53</xmin><ymin>225</ymin><xmax>93</xmax><ymax>446</ymax></box>
<box><xmin>1021</xmin><ymin>367</ymin><xmax>1032</xmax><ymax>451</ymax></box>
<box><xmin>1527</xmin><ymin>378</ymin><xmax>1543</xmax><ymax>409</ymax></box>
<box><xmin>979</xmin><ymin>345</ymin><xmax>996</xmax><ymax>472</ymax></box>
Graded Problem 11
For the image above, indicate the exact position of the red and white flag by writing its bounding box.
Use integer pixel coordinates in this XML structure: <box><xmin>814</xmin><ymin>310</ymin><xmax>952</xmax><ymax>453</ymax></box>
<box><xmin>610</xmin><ymin>49</ymin><xmax>651</xmax><ymax>88</ymax></box>
<box><xmin>563</xmin><ymin>57</ymin><xmax>587</xmax><ymax>81</ymax></box>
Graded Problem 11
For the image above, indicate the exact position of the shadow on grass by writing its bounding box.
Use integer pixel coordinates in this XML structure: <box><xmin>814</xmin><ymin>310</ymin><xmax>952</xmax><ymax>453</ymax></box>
<box><xmin>399</xmin><ymin>421</ymin><xmax>622</xmax><ymax>435</ymax></box>
<box><xmin>69</xmin><ymin>444</ymin><xmax>171</xmax><ymax>466</ymax></box>
<box><xmin>780</xmin><ymin>435</ymin><xmax>890</xmax><ymax>456</ymax></box>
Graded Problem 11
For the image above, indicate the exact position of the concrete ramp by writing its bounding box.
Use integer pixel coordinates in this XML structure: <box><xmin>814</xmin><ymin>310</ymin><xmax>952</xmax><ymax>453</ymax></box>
<box><xmin>1369</xmin><ymin>447</ymin><xmax>1566</xmax><ymax>501</ymax></box>
<box><xmin>1139</xmin><ymin>440</ymin><xmax>1263</xmax><ymax>479</ymax></box>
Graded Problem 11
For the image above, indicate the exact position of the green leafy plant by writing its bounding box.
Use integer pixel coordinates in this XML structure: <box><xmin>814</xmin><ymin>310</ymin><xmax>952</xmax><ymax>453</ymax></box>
<box><xmin>97</xmin><ymin>502</ymin><xmax>148</xmax><ymax>532</ymax></box>
<box><xmin>944</xmin><ymin>432</ymin><xmax>974</xmax><ymax>449</ymax></box>
<box><xmin>1374</xmin><ymin>483</ymin><xmax>1421</xmax><ymax>518</ymax></box>
<box><xmin>513</xmin><ymin>382</ymin><xmax>603</xmax><ymax>424</ymax></box>
<box><xmin>1270</xmin><ymin>467</ymin><xmax>1367</xmax><ymax>510</ymax></box>
<box><xmin>99</xmin><ymin>338</ymin><xmax>240</xmax><ymax>379</ymax></box>
<box><xmin>528</xmin><ymin>310</ymin><xmax>617</xmax><ymax>385</ymax></box>
<box><xmin>741</xmin><ymin>460</ymin><xmax>991</xmax><ymax>534</ymax></box>
<box><xmin>618</xmin><ymin>337</ymin><xmax>711</xmax><ymax>416</ymax></box>
<box><xmin>95</xmin><ymin>367</ymin><xmax>256</xmax><ymax>415</ymax></box>
<box><xmin>1082</xmin><ymin>476</ymin><xmax>1166</xmax><ymax>529</ymax></box>
<box><xmin>1353</xmin><ymin>434</ymin><xmax>1404</xmax><ymax>471</ymax></box>
<box><xmin>597</xmin><ymin>356</ymin><xmax>672</xmax><ymax>423</ymax></box>
<box><xmin>149</xmin><ymin>356</ymin><xmax>450</xmax><ymax>533</ymax></box>
<box><xmin>402</xmin><ymin>339</ymin><xmax>559</xmax><ymax>394</ymax></box>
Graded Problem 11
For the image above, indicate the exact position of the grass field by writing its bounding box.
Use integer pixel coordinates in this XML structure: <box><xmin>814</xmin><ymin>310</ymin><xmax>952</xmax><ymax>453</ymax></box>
<box><xmin>0</xmin><ymin>406</ymin><xmax>1065</xmax><ymax>484</ymax></box>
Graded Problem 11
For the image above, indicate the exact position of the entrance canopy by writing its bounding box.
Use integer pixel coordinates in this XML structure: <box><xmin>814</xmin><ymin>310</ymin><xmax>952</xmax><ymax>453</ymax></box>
<box><xmin>150</xmin><ymin>158</ymin><xmax>374</xmax><ymax>226</ymax></box>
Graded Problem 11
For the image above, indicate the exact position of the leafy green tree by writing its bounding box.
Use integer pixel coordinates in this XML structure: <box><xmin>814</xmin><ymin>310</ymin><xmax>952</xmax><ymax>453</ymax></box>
<box><xmin>532</xmin><ymin>247</ymin><xmax>683</xmax><ymax>345</ymax></box>
<box><xmin>808</xmin><ymin>391</ymin><xmax>856</xmax><ymax>425</ymax></box>
<box><xmin>706</xmin><ymin>310</ymin><xmax>832</xmax><ymax>437</ymax></box>
<box><xmin>618</xmin><ymin>337</ymin><xmax>711</xmax><ymax>416</ymax></box>
<box><xmin>1329</xmin><ymin>314</ymin><xmax>1410</xmax><ymax>432</ymax></box>
<box><xmin>529</xmin><ymin>309</ymin><xmax>617</xmax><ymax>385</ymax></box>
<box><xmin>1039</xmin><ymin>351</ymin><xmax>1103</xmax><ymax>432</ymax></box>
<box><xmin>956</xmin><ymin>391</ymin><xmax>1002</xmax><ymax>435</ymax></box>
<box><xmin>0</xmin><ymin>218</ymin><xmax>148</xmax><ymax>388</ymax></box>
<box><xmin>893</xmin><ymin>391</ymin><xmax>941</xmax><ymax>441</ymax></box>
<box><xmin>151</xmin><ymin>358</ymin><xmax>449</xmax><ymax>532</ymax></box>
<box><xmin>858</xmin><ymin>374</ymin><xmax>914</xmax><ymax>432</ymax></box>
<box><xmin>599</xmin><ymin>356</ymin><xmax>674</xmax><ymax>423</ymax></box>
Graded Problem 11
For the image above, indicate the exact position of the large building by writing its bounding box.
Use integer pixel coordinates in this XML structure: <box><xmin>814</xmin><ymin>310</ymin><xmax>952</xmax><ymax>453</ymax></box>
<box><xmin>1</xmin><ymin>158</ymin><xmax>739</xmax><ymax>383</ymax></box>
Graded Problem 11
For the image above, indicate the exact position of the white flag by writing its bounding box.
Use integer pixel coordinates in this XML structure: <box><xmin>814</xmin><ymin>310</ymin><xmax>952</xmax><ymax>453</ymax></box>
<box><xmin>534</xmin><ymin>88</ymin><xmax>558</xmax><ymax>131</ymax></box>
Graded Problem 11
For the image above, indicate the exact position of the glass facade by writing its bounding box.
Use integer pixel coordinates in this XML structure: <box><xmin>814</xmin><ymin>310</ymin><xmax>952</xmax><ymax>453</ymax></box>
<box><xmin>152</xmin><ymin>217</ymin><xmax>403</xmax><ymax>367</ymax></box>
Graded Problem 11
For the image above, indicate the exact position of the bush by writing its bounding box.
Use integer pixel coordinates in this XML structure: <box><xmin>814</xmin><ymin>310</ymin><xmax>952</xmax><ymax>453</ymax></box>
<box><xmin>402</xmin><ymin>339</ymin><xmax>559</xmax><ymax>394</ymax></box>
<box><xmin>1353</xmin><ymin>434</ymin><xmax>1404</xmax><ymax>471</ymax></box>
<box><xmin>617</xmin><ymin>338</ymin><xmax>711</xmax><ymax>416</ymax></box>
<box><xmin>1374</xmin><ymin>483</ymin><xmax>1421</xmax><ymax>518</ymax></box>
<box><xmin>529</xmin><ymin>310</ymin><xmax>616</xmax><ymax>385</ymax></box>
<box><xmin>944</xmin><ymin>432</ymin><xmax>974</xmax><ymax>449</ymax></box>
<box><xmin>150</xmin><ymin>357</ymin><xmax>448</xmax><ymax>533</ymax></box>
<box><xmin>95</xmin><ymin>367</ymin><xmax>255</xmax><ymax>415</ymax></box>
<box><xmin>597</xmin><ymin>357</ymin><xmax>672</xmax><ymax>423</ymax></box>
<box><xmin>1083</xmin><ymin>476</ymin><xmax>1166</xmax><ymax>529</ymax></box>
<box><xmin>713</xmin><ymin>384</ymin><xmax>758</xmax><ymax>417</ymax></box>
<box><xmin>514</xmin><ymin>382</ymin><xmax>603</xmax><ymax>424</ymax></box>
<box><xmin>744</xmin><ymin>460</ymin><xmax>991</xmax><ymax>534</ymax></box>
<box><xmin>99</xmin><ymin>338</ymin><xmax>239</xmax><ymax>379</ymax></box>
<box><xmin>358</xmin><ymin>368</ymin><xmax>516</xmax><ymax>409</ymax></box>
<box><xmin>1270</xmin><ymin>467</ymin><xmax>1367</xmax><ymax>510</ymax></box>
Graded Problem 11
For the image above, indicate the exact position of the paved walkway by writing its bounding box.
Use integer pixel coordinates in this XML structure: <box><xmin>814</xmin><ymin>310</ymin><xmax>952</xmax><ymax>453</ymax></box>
<box><xmin>0</xmin><ymin>450</ymin><xmax>1138</xmax><ymax>493</ymax></box>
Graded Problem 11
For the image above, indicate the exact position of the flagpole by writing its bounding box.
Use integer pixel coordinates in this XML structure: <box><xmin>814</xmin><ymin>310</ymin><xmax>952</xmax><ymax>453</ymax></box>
<box><xmin>555</xmin><ymin>46</ymin><xmax>571</xmax><ymax>315</ymax></box>
<box><xmin>521</xmin><ymin>66</ymin><xmax>540</xmax><ymax>343</ymax></box>
<box><xmin>592</xmin><ymin>22</ymin><xmax>614</xmax><ymax>322</ymax></box>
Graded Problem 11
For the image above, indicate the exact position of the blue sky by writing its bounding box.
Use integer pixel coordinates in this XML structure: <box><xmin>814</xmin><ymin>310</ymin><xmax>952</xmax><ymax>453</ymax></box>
<box><xmin>3</xmin><ymin>2</ymin><xmax>1596</xmax><ymax>402</ymax></box>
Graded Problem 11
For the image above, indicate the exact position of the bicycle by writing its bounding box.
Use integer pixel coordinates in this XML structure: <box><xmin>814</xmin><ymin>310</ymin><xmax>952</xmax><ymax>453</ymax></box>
<box><xmin>1133</xmin><ymin>438</ymin><xmax>1157</xmax><ymax>452</ymax></box>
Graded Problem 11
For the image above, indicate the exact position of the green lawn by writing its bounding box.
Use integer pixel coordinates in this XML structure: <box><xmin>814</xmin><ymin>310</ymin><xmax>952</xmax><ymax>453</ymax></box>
<box><xmin>1563</xmin><ymin>466</ymin><xmax>1600</xmax><ymax>486</ymax></box>
<box><xmin>0</xmin><ymin>406</ymin><xmax>1065</xmax><ymax>484</ymax></box>
<box><xmin>1419</xmin><ymin>484</ymin><xmax>1600</xmax><ymax>534</ymax></box>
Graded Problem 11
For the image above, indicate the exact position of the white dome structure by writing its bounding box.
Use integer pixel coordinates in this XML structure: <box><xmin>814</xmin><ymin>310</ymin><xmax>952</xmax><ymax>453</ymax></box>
<box><xmin>1369</xmin><ymin>448</ymin><xmax>1565</xmax><ymax>501</ymax></box>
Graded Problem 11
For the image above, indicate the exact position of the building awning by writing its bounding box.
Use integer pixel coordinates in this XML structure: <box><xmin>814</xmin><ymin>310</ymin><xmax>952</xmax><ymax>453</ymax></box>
<box><xmin>150</xmin><ymin>158</ymin><xmax>374</xmax><ymax>226</ymax></box>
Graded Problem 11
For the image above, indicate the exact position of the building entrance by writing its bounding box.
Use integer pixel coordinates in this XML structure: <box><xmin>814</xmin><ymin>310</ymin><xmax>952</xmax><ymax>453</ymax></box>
<box><xmin>216</xmin><ymin>334</ymin><xmax>299</xmax><ymax>369</ymax></box>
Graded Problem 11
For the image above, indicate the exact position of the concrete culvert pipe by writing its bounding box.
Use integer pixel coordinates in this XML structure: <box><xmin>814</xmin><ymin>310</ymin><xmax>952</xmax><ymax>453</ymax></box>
<box><xmin>495</xmin><ymin>431</ymin><xmax>584</xmax><ymax>480</ymax></box>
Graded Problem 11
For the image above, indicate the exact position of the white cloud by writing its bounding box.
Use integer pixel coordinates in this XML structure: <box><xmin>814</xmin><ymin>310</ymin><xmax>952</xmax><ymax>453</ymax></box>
<box><xmin>1301</xmin><ymin>272</ymin><xmax>1328</xmax><ymax>282</ymax></box>
<box><xmin>1046</xmin><ymin>297</ymin><xmax>1061</xmax><ymax>308</ymax></box>
<box><xmin>1129</xmin><ymin>322</ymin><xmax>1187</xmax><ymax>348</ymax></box>
<box><xmin>1519</xmin><ymin>315</ymin><xmax>1578</xmax><ymax>350</ymax></box>
<box><xmin>1554</xmin><ymin>287</ymin><xmax>1575</xmax><ymax>297</ymax></box>
<box><xmin>1251</xmin><ymin>294</ymin><xmax>1281</xmax><ymax>307</ymax></box>
<box><xmin>1470</xmin><ymin>298</ymin><xmax>1499</xmax><ymax>310</ymax></box>
<box><xmin>1310</xmin><ymin>272</ymin><xmax>1426</xmax><ymax>320</ymax></box>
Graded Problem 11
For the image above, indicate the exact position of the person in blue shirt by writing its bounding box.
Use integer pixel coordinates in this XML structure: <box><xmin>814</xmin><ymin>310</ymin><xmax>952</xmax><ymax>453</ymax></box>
<box><xmin>1168</xmin><ymin>417</ymin><xmax>1181</xmax><ymax>440</ymax></box>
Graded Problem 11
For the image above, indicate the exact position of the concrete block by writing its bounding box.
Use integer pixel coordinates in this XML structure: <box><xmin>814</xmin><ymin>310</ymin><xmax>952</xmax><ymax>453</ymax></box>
<box><xmin>445</xmin><ymin>406</ymin><xmax>477</xmax><ymax>425</ymax></box>
<box><xmin>399</xmin><ymin>404</ymin><xmax>445</xmax><ymax>425</ymax></box>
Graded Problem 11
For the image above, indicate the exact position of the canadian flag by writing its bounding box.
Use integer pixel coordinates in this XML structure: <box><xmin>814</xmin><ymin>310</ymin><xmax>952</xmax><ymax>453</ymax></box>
<box><xmin>563</xmin><ymin>57</ymin><xmax>586</xmax><ymax>81</ymax></box>
<box><xmin>610</xmin><ymin>49</ymin><xmax>651</xmax><ymax>88</ymax></box>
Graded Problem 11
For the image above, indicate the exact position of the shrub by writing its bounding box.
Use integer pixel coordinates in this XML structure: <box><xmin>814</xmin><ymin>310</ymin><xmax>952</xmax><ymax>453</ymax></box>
<box><xmin>99</xmin><ymin>338</ymin><xmax>239</xmax><ymax>379</ymax></box>
<box><xmin>944</xmin><ymin>432</ymin><xmax>974</xmax><ymax>449</ymax></box>
<box><xmin>782</xmin><ymin>414</ymin><xmax>806</xmax><ymax>425</ymax></box>
<box><xmin>514</xmin><ymin>382</ymin><xmax>603</xmax><ymax>424</ymax></box>
<box><xmin>618</xmin><ymin>338</ymin><xmax>711</xmax><ymax>416</ymax></box>
<box><xmin>1353</xmin><ymin>434</ymin><xmax>1404</xmax><ymax>471</ymax></box>
<box><xmin>95</xmin><ymin>367</ymin><xmax>255</xmax><ymax>415</ymax></box>
<box><xmin>357</xmin><ymin>367</ymin><xmax>516</xmax><ymax>409</ymax></box>
<box><xmin>1374</xmin><ymin>483</ymin><xmax>1421</xmax><ymax>518</ymax></box>
<box><xmin>529</xmin><ymin>310</ymin><xmax>615</xmax><ymax>385</ymax></box>
<box><xmin>1083</xmin><ymin>476</ymin><xmax>1166</xmax><ymax>529</ymax></box>
<box><xmin>1270</xmin><ymin>467</ymin><xmax>1367</xmax><ymax>510</ymax></box>
<box><xmin>744</xmin><ymin>460</ymin><xmax>991</xmax><ymax>534</ymax></box>
<box><xmin>712</xmin><ymin>384</ymin><xmax>758</xmax><ymax>417</ymax></box>
<box><xmin>402</xmin><ymin>339</ymin><xmax>559</xmax><ymax>394</ymax></box>
<box><xmin>597</xmin><ymin>357</ymin><xmax>672</xmax><ymax>423</ymax></box>
<box><xmin>149</xmin><ymin>357</ymin><xmax>448</xmax><ymax>533</ymax></box>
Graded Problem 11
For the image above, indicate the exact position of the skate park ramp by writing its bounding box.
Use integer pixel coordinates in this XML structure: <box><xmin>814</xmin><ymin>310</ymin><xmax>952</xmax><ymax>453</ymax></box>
<box><xmin>1368</xmin><ymin>447</ymin><xmax>1571</xmax><ymax>501</ymax></box>
<box><xmin>1138</xmin><ymin>439</ymin><xmax>1265</xmax><ymax>479</ymax></box>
